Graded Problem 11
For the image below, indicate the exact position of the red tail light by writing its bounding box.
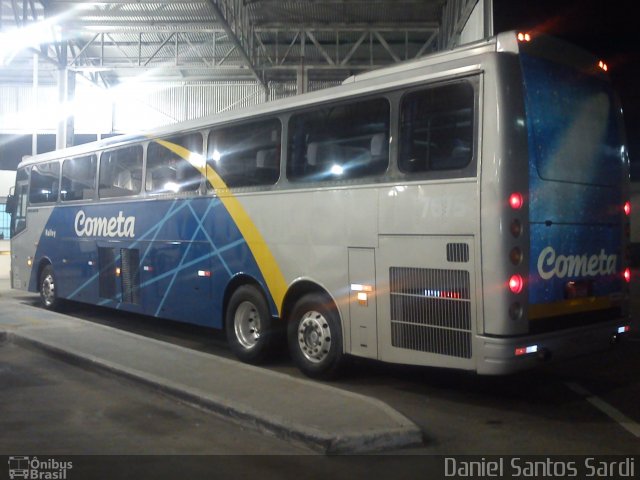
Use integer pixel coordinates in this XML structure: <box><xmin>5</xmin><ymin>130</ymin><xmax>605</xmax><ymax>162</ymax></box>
<box><xmin>623</xmin><ymin>268</ymin><xmax>631</xmax><ymax>283</ymax></box>
<box><xmin>624</xmin><ymin>201</ymin><xmax>631</xmax><ymax>216</ymax></box>
<box><xmin>509</xmin><ymin>274</ymin><xmax>524</xmax><ymax>294</ymax></box>
<box><xmin>509</xmin><ymin>192</ymin><xmax>524</xmax><ymax>210</ymax></box>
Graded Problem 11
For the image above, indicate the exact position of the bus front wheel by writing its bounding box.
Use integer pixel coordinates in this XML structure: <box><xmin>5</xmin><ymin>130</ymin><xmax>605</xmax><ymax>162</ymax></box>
<box><xmin>39</xmin><ymin>265</ymin><xmax>61</xmax><ymax>310</ymax></box>
<box><xmin>225</xmin><ymin>284</ymin><xmax>277</xmax><ymax>364</ymax></box>
<box><xmin>287</xmin><ymin>293</ymin><xmax>345</xmax><ymax>379</ymax></box>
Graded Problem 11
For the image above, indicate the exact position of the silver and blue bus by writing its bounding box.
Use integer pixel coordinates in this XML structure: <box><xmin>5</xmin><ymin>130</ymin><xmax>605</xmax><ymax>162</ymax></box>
<box><xmin>8</xmin><ymin>31</ymin><xmax>633</xmax><ymax>378</ymax></box>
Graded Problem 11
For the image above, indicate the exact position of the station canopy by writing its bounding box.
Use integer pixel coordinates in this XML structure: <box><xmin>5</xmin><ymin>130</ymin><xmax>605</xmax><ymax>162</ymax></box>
<box><xmin>0</xmin><ymin>0</ymin><xmax>491</xmax><ymax>88</ymax></box>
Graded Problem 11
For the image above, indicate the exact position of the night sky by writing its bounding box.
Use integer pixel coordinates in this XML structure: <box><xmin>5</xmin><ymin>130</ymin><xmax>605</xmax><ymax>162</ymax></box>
<box><xmin>493</xmin><ymin>0</ymin><xmax>640</xmax><ymax>179</ymax></box>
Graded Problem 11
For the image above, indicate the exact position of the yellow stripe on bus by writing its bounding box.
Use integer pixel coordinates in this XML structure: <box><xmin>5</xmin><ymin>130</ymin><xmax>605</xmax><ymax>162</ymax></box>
<box><xmin>529</xmin><ymin>296</ymin><xmax>612</xmax><ymax>320</ymax></box>
<box><xmin>155</xmin><ymin>139</ymin><xmax>288</xmax><ymax>313</ymax></box>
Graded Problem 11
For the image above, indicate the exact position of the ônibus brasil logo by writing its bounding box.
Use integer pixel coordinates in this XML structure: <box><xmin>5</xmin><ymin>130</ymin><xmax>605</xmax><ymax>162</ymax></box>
<box><xmin>74</xmin><ymin>210</ymin><xmax>135</xmax><ymax>238</ymax></box>
<box><xmin>8</xmin><ymin>456</ymin><xmax>72</xmax><ymax>479</ymax></box>
<box><xmin>537</xmin><ymin>246</ymin><xmax>617</xmax><ymax>280</ymax></box>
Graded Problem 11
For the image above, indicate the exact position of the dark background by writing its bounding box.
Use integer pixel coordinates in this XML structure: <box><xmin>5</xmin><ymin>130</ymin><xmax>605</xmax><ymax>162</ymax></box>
<box><xmin>494</xmin><ymin>0</ymin><xmax>640</xmax><ymax>180</ymax></box>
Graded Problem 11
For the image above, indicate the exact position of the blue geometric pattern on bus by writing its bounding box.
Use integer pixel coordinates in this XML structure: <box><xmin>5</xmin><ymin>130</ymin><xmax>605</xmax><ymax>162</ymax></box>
<box><xmin>520</xmin><ymin>53</ymin><xmax>623</xmax><ymax>304</ymax></box>
<box><xmin>30</xmin><ymin>197</ymin><xmax>273</xmax><ymax>328</ymax></box>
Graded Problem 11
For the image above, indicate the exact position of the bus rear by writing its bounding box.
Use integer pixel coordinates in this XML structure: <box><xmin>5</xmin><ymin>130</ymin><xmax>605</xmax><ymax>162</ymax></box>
<box><xmin>479</xmin><ymin>33</ymin><xmax>632</xmax><ymax>373</ymax></box>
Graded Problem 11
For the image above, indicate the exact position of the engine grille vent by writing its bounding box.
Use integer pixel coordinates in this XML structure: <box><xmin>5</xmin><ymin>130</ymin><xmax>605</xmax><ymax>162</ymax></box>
<box><xmin>446</xmin><ymin>243</ymin><xmax>469</xmax><ymax>263</ymax></box>
<box><xmin>390</xmin><ymin>267</ymin><xmax>472</xmax><ymax>358</ymax></box>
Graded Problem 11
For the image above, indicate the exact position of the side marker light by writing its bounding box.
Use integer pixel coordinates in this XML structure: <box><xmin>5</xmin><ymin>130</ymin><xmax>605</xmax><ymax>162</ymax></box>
<box><xmin>517</xmin><ymin>32</ymin><xmax>531</xmax><ymax>42</ymax></box>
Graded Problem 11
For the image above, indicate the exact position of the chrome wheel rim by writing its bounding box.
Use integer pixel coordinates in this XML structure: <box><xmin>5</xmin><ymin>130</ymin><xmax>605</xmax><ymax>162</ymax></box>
<box><xmin>234</xmin><ymin>301</ymin><xmax>261</xmax><ymax>349</ymax></box>
<box><xmin>298</xmin><ymin>310</ymin><xmax>331</xmax><ymax>364</ymax></box>
<box><xmin>41</xmin><ymin>273</ymin><xmax>55</xmax><ymax>307</ymax></box>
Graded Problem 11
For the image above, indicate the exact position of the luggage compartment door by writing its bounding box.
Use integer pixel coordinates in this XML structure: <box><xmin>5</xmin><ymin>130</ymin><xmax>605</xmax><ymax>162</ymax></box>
<box><xmin>348</xmin><ymin>247</ymin><xmax>378</xmax><ymax>359</ymax></box>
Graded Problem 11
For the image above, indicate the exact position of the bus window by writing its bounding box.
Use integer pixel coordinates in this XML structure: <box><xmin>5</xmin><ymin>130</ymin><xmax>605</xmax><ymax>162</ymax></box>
<box><xmin>29</xmin><ymin>161</ymin><xmax>60</xmax><ymax>204</ymax></box>
<box><xmin>99</xmin><ymin>145</ymin><xmax>143</xmax><ymax>198</ymax></box>
<box><xmin>207</xmin><ymin>118</ymin><xmax>281</xmax><ymax>190</ymax></box>
<box><xmin>399</xmin><ymin>82</ymin><xmax>474</xmax><ymax>173</ymax></box>
<box><xmin>61</xmin><ymin>155</ymin><xmax>97</xmax><ymax>201</ymax></box>
<box><xmin>287</xmin><ymin>98</ymin><xmax>390</xmax><ymax>182</ymax></box>
<box><xmin>146</xmin><ymin>133</ymin><xmax>204</xmax><ymax>194</ymax></box>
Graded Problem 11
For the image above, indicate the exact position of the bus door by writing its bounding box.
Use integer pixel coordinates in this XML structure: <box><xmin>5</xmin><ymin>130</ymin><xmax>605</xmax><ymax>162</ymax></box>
<box><xmin>9</xmin><ymin>172</ymin><xmax>28</xmax><ymax>237</ymax></box>
<box><xmin>9</xmin><ymin>168</ymin><xmax>29</xmax><ymax>289</ymax></box>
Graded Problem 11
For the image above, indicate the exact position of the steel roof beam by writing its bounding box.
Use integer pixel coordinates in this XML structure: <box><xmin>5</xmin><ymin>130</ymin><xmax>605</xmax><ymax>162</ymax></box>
<box><xmin>204</xmin><ymin>0</ymin><xmax>266</xmax><ymax>91</ymax></box>
<box><xmin>254</xmin><ymin>23</ymin><xmax>439</xmax><ymax>31</ymax></box>
<box><xmin>246</xmin><ymin>0</ymin><xmax>440</xmax><ymax>4</ymax></box>
<box><xmin>41</xmin><ymin>0</ymin><xmax>202</xmax><ymax>4</ymax></box>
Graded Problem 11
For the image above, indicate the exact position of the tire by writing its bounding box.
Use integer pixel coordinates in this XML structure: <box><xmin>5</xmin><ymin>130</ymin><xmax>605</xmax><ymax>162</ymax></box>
<box><xmin>39</xmin><ymin>264</ymin><xmax>62</xmax><ymax>310</ymax></box>
<box><xmin>225</xmin><ymin>284</ymin><xmax>279</xmax><ymax>364</ymax></box>
<box><xmin>287</xmin><ymin>293</ymin><xmax>345</xmax><ymax>380</ymax></box>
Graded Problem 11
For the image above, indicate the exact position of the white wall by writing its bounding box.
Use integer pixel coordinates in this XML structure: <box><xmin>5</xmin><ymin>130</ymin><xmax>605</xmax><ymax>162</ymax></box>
<box><xmin>0</xmin><ymin>241</ymin><xmax>8</xmax><ymax>279</ymax></box>
<box><xmin>0</xmin><ymin>170</ymin><xmax>15</xmax><ymax>279</ymax></box>
<box><xmin>0</xmin><ymin>170</ymin><xmax>16</xmax><ymax>197</ymax></box>
<box><xmin>0</xmin><ymin>81</ymin><xmax>112</xmax><ymax>134</ymax></box>
<box><xmin>459</xmin><ymin>0</ymin><xmax>485</xmax><ymax>46</ymax></box>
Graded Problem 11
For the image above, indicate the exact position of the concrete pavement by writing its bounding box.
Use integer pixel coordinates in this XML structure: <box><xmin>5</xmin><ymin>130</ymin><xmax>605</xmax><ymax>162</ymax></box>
<box><xmin>0</xmin><ymin>283</ymin><xmax>423</xmax><ymax>454</ymax></box>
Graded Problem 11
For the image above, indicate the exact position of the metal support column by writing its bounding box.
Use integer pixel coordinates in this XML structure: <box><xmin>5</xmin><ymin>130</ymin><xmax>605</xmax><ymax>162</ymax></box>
<box><xmin>65</xmin><ymin>69</ymin><xmax>75</xmax><ymax>148</ymax></box>
<box><xmin>296</xmin><ymin>65</ymin><xmax>306</xmax><ymax>95</ymax></box>
<box><xmin>56</xmin><ymin>42</ymin><xmax>76</xmax><ymax>150</ymax></box>
<box><xmin>32</xmin><ymin>53</ymin><xmax>38</xmax><ymax>156</ymax></box>
<box><xmin>483</xmin><ymin>0</ymin><xmax>494</xmax><ymax>38</ymax></box>
<box><xmin>56</xmin><ymin>66</ymin><xmax>66</xmax><ymax>150</ymax></box>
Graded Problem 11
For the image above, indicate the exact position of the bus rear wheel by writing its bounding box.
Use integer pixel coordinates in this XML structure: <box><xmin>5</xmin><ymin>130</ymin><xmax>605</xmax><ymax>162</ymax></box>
<box><xmin>39</xmin><ymin>265</ymin><xmax>61</xmax><ymax>310</ymax></box>
<box><xmin>287</xmin><ymin>293</ymin><xmax>345</xmax><ymax>380</ymax></box>
<box><xmin>225</xmin><ymin>284</ymin><xmax>278</xmax><ymax>364</ymax></box>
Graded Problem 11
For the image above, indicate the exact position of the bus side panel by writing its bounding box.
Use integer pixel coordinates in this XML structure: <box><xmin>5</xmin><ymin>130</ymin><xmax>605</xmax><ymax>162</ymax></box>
<box><xmin>97</xmin><ymin>237</ymin><xmax>215</xmax><ymax>325</ymax></box>
<box><xmin>57</xmin><ymin>237</ymin><xmax>99</xmax><ymax>302</ymax></box>
<box><xmin>28</xmin><ymin>198</ymin><xmax>273</xmax><ymax>328</ymax></box>
<box><xmin>235</xmin><ymin>187</ymin><xmax>379</xmax><ymax>354</ymax></box>
<box><xmin>376</xmin><ymin>182</ymin><xmax>479</xmax><ymax>369</ymax></box>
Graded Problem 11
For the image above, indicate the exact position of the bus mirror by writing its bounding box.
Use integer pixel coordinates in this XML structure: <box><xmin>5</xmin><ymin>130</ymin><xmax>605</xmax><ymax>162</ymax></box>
<box><xmin>5</xmin><ymin>193</ymin><xmax>17</xmax><ymax>216</ymax></box>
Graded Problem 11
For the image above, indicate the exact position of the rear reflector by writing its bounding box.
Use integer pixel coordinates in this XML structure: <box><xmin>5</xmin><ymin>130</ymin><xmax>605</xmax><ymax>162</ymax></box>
<box><xmin>515</xmin><ymin>345</ymin><xmax>538</xmax><ymax>356</ymax></box>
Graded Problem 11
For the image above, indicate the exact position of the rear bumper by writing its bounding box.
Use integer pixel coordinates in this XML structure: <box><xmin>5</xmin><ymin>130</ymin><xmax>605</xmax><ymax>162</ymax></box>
<box><xmin>475</xmin><ymin>315</ymin><xmax>636</xmax><ymax>375</ymax></box>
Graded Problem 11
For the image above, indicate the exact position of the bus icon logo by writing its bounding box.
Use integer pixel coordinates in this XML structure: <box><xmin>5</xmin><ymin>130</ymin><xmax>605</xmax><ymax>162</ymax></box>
<box><xmin>8</xmin><ymin>456</ymin><xmax>30</xmax><ymax>479</ymax></box>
